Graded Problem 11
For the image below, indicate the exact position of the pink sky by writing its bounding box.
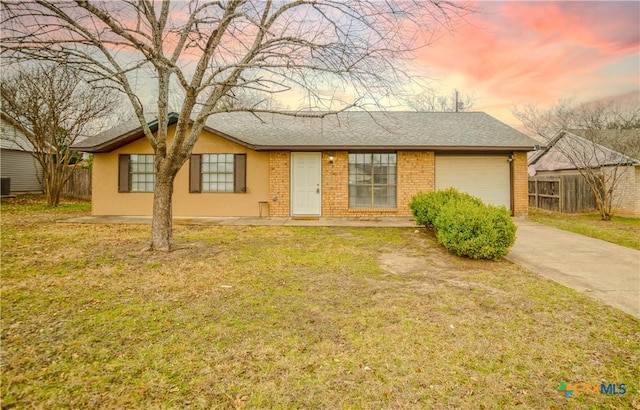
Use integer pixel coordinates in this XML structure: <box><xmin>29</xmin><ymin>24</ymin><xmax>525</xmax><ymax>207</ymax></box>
<box><xmin>412</xmin><ymin>1</ymin><xmax>639</xmax><ymax>127</ymax></box>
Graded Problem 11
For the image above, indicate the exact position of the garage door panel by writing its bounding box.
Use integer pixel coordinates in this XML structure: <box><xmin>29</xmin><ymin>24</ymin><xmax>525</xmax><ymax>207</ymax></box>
<box><xmin>435</xmin><ymin>155</ymin><xmax>511</xmax><ymax>210</ymax></box>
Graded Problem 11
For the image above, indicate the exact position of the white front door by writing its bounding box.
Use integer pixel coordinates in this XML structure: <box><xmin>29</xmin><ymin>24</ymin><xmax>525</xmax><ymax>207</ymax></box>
<box><xmin>291</xmin><ymin>152</ymin><xmax>322</xmax><ymax>216</ymax></box>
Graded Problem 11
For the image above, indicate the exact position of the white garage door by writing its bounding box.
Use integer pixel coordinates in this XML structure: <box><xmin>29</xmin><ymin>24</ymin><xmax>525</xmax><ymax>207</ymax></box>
<box><xmin>435</xmin><ymin>155</ymin><xmax>511</xmax><ymax>210</ymax></box>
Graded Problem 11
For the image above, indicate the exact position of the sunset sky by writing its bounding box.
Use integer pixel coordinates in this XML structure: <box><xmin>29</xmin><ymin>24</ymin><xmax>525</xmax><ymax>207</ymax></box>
<box><xmin>410</xmin><ymin>0</ymin><xmax>639</xmax><ymax>127</ymax></box>
<box><xmin>56</xmin><ymin>0</ymin><xmax>637</xmax><ymax>130</ymax></box>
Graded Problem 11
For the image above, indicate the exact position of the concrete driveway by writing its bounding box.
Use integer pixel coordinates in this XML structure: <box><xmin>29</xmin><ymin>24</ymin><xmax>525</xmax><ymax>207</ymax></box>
<box><xmin>507</xmin><ymin>219</ymin><xmax>640</xmax><ymax>318</ymax></box>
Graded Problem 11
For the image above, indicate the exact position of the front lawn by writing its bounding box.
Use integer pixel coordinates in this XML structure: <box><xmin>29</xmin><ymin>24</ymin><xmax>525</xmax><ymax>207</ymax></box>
<box><xmin>2</xmin><ymin>197</ymin><xmax>638</xmax><ymax>408</ymax></box>
<box><xmin>528</xmin><ymin>208</ymin><xmax>640</xmax><ymax>250</ymax></box>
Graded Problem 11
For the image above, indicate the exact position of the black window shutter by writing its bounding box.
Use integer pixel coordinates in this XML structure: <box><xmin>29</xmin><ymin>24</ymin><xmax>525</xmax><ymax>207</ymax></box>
<box><xmin>189</xmin><ymin>154</ymin><xmax>201</xmax><ymax>193</ymax></box>
<box><xmin>234</xmin><ymin>154</ymin><xmax>246</xmax><ymax>193</ymax></box>
<box><xmin>118</xmin><ymin>154</ymin><xmax>130</xmax><ymax>192</ymax></box>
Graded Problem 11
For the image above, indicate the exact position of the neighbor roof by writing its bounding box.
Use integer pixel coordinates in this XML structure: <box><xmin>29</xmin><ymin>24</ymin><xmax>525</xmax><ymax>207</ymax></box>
<box><xmin>567</xmin><ymin>128</ymin><xmax>640</xmax><ymax>161</ymax></box>
<box><xmin>529</xmin><ymin>130</ymin><xmax>640</xmax><ymax>172</ymax></box>
<box><xmin>72</xmin><ymin>111</ymin><xmax>538</xmax><ymax>153</ymax></box>
<box><xmin>0</xmin><ymin>115</ymin><xmax>36</xmax><ymax>152</ymax></box>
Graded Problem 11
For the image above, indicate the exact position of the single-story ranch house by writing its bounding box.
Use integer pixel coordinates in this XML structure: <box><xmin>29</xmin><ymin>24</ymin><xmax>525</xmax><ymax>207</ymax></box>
<box><xmin>72</xmin><ymin>111</ymin><xmax>538</xmax><ymax>218</ymax></box>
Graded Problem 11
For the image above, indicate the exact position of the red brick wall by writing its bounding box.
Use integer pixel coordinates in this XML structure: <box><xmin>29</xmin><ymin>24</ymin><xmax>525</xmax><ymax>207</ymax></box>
<box><xmin>268</xmin><ymin>151</ymin><xmax>290</xmax><ymax>217</ymax></box>
<box><xmin>512</xmin><ymin>151</ymin><xmax>528</xmax><ymax>216</ymax></box>
<box><xmin>323</xmin><ymin>151</ymin><xmax>436</xmax><ymax>217</ymax></box>
<box><xmin>269</xmin><ymin>150</ymin><xmax>528</xmax><ymax>217</ymax></box>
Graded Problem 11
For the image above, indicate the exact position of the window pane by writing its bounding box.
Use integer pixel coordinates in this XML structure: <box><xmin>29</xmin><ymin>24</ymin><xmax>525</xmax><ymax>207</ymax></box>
<box><xmin>128</xmin><ymin>154</ymin><xmax>155</xmax><ymax>192</ymax></box>
<box><xmin>200</xmin><ymin>153</ymin><xmax>235</xmax><ymax>192</ymax></box>
<box><xmin>348</xmin><ymin>152</ymin><xmax>395</xmax><ymax>208</ymax></box>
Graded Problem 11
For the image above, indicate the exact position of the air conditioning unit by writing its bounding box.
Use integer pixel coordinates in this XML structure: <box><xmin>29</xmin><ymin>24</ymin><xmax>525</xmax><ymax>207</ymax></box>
<box><xmin>1</xmin><ymin>178</ymin><xmax>11</xmax><ymax>196</ymax></box>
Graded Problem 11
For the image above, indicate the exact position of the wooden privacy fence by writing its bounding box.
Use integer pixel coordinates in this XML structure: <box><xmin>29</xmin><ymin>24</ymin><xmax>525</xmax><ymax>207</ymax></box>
<box><xmin>529</xmin><ymin>174</ymin><xmax>598</xmax><ymax>213</ymax></box>
<box><xmin>63</xmin><ymin>167</ymin><xmax>91</xmax><ymax>200</ymax></box>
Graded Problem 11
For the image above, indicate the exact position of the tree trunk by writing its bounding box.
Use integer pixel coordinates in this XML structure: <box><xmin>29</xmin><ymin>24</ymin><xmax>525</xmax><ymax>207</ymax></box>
<box><xmin>47</xmin><ymin>183</ymin><xmax>61</xmax><ymax>207</ymax></box>
<box><xmin>44</xmin><ymin>165</ymin><xmax>64</xmax><ymax>207</ymax></box>
<box><xmin>149</xmin><ymin>170</ymin><xmax>175</xmax><ymax>251</ymax></box>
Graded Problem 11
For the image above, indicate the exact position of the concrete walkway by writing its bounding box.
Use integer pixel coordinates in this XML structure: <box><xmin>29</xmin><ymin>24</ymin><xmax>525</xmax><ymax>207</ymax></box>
<box><xmin>506</xmin><ymin>219</ymin><xmax>640</xmax><ymax>319</ymax></box>
<box><xmin>62</xmin><ymin>215</ymin><xmax>418</xmax><ymax>227</ymax></box>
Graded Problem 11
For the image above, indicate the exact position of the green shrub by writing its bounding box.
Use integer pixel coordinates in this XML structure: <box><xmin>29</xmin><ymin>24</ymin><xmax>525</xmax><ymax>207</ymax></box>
<box><xmin>409</xmin><ymin>188</ymin><xmax>482</xmax><ymax>227</ymax></box>
<box><xmin>409</xmin><ymin>189</ymin><xmax>516</xmax><ymax>260</ymax></box>
<box><xmin>435</xmin><ymin>201</ymin><xmax>516</xmax><ymax>260</ymax></box>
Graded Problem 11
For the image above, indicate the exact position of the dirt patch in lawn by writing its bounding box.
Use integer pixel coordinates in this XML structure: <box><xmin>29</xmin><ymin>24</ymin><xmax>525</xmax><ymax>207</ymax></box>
<box><xmin>377</xmin><ymin>247</ymin><xmax>507</xmax><ymax>297</ymax></box>
<box><xmin>3</xmin><ymin>198</ymin><xmax>639</xmax><ymax>409</ymax></box>
<box><xmin>377</xmin><ymin>252</ymin><xmax>430</xmax><ymax>275</ymax></box>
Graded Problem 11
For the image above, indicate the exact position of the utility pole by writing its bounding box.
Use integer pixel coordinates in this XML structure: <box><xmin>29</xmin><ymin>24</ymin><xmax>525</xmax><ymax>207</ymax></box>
<box><xmin>455</xmin><ymin>89</ymin><xmax>459</xmax><ymax>112</ymax></box>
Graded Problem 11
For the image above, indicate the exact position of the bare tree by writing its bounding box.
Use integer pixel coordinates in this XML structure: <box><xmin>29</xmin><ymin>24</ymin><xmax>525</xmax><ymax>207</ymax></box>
<box><xmin>216</xmin><ymin>87</ymin><xmax>282</xmax><ymax>111</ymax></box>
<box><xmin>1</xmin><ymin>0</ymin><xmax>471</xmax><ymax>250</ymax></box>
<box><xmin>514</xmin><ymin>98</ymin><xmax>640</xmax><ymax>220</ymax></box>
<box><xmin>406</xmin><ymin>89</ymin><xmax>475</xmax><ymax>112</ymax></box>
<box><xmin>0</xmin><ymin>63</ymin><xmax>120</xmax><ymax>206</ymax></box>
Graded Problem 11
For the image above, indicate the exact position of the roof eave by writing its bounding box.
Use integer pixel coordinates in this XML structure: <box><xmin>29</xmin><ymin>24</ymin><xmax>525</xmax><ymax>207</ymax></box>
<box><xmin>72</xmin><ymin>130</ymin><xmax>146</xmax><ymax>153</ymax></box>
<box><xmin>249</xmin><ymin>145</ymin><xmax>537</xmax><ymax>152</ymax></box>
<box><xmin>71</xmin><ymin>113</ymin><xmax>179</xmax><ymax>153</ymax></box>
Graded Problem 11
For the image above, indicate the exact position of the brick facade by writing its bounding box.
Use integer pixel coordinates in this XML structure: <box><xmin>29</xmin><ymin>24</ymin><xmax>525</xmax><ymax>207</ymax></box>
<box><xmin>397</xmin><ymin>151</ymin><xmax>435</xmax><ymax>216</ymax></box>
<box><xmin>321</xmin><ymin>152</ymin><xmax>349</xmax><ymax>216</ymax></box>
<box><xmin>512</xmin><ymin>151</ymin><xmax>529</xmax><ymax>217</ymax></box>
<box><xmin>318</xmin><ymin>151</ymin><xmax>436</xmax><ymax>217</ymax></box>
<box><xmin>609</xmin><ymin>165</ymin><xmax>640</xmax><ymax>217</ymax></box>
<box><xmin>268</xmin><ymin>151</ymin><xmax>290</xmax><ymax>217</ymax></box>
<box><xmin>269</xmin><ymin>150</ymin><xmax>529</xmax><ymax>218</ymax></box>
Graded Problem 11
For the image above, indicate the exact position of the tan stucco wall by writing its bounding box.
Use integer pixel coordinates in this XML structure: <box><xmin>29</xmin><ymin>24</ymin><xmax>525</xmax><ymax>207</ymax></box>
<box><xmin>92</xmin><ymin>127</ymin><xmax>270</xmax><ymax>217</ymax></box>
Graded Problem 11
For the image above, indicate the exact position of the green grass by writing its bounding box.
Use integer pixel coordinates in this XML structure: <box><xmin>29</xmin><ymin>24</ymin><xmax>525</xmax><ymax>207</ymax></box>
<box><xmin>528</xmin><ymin>208</ymin><xmax>640</xmax><ymax>250</ymax></box>
<box><xmin>2</xmin><ymin>197</ymin><xmax>639</xmax><ymax>408</ymax></box>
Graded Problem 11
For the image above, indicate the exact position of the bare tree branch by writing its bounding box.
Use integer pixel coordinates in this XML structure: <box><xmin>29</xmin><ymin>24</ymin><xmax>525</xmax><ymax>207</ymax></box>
<box><xmin>514</xmin><ymin>97</ymin><xmax>640</xmax><ymax>220</ymax></box>
<box><xmin>0</xmin><ymin>63</ymin><xmax>121</xmax><ymax>206</ymax></box>
<box><xmin>1</xmin><ymin>0</ymin><xmax>472</xmax><ymax>250</ymax></box>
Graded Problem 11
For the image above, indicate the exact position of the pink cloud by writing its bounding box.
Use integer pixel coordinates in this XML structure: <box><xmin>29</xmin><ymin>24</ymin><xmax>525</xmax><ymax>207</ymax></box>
<box><xmin>414</xmin><ymin>1</ymin><xmax>639</xmax><ymax>106</ymax></box>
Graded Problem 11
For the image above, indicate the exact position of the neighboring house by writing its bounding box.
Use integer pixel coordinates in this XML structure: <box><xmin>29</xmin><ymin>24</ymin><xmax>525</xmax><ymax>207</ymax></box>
<box><xmin>0</xmin><ymin>117</ymin><xmax>43</xmax><ymax>193</ymax></box>
<box><xmin>528</xmin><ymin>129</ymin><xmax>640</xmax><ymax>217</ymax></box>
<box><xmin>71</xmin><ymin>111</ymin><xmax>538</xmax><ymax>218</ymax></box>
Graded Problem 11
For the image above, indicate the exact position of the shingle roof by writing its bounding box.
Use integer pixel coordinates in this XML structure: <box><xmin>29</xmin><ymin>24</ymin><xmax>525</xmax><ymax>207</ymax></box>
<box><xmin>0</xmin><ymin>116</ymin><xmax>35</xmax><ymax>152</ymax></box>
<box><xmin>529</xmin><ymin>130</ymin><xmax>640</xmax><ymax>172</ymax></box>
<box><xmin>568</xmin><ymin>128</ymin><xmax>640</xmax><ymax>161</ymax></box>
<box><xmin>72</xmin><ymin>113</ymin><xmax>178</xmax><ymax>152</ymax></box>
<box><xmin>72</xmin><ymin>111</ymin><xmax>538</xmax><ymax>152</ymax></box>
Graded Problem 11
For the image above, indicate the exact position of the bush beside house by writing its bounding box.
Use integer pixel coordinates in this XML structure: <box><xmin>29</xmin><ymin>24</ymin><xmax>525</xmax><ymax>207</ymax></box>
<box><xmin>410</xmin><ymin>189</ymin><xmax>516</xmax><ymax>260</ymax></box>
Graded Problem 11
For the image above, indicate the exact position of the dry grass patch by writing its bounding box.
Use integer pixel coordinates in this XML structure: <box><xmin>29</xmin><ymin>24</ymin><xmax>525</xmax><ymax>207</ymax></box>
<box><xmin>2</xmin><ymin>197</ymin><xmax>639</xmax><ymax>408</ymax></box>
<box><xmin>529</xmin><ymin>208</ymin><xmax>640</xmax><ymax>250</ymax></box>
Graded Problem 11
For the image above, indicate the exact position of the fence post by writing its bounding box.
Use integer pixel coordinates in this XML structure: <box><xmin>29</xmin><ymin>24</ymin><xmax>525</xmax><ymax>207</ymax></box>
<box><xmin>558</xmin><ymin>177</ymin><xmax>563</xmax><ymax>212</ymax></box>
<box><xmin>62</xmin><ymin>167</ymin><xmax>92</xmax><ymax>200</ymax></box>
